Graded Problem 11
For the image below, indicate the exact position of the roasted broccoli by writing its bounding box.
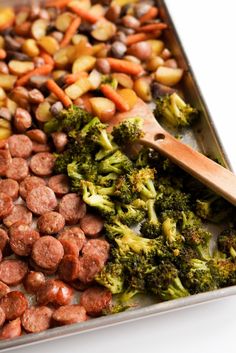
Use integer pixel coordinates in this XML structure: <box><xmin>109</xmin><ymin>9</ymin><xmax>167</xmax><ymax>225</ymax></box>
<box><xmin>217</xmin><ymin>228</ymin><xmax>236</xmax><ymax>259</ymax></box>
<box><xmin>181</xmin><ymin>258</ymin><xmax>217</xmax><ymax>294</ymax></box>
<box><xmin>146</xmin><ymin>261</ymin><xmax>189</xmax><ymax>300</ymax></box>
<box><xmin>140</xmin><ymin>199</ymin><xmax>161</xmax><ymax>238</ymax></box>
<box><xmin>80</xmin><ymin>180</ymin><xmax>115</xmax><ymax>217</ymax></box>
<box><xmin>112</xmin><ymin>117</ymin><xmax>144</xmax><ymax>146</ymax></box>
<box><xmin>182</xmin><ymin>225</ymin><xmax>212</xmax><ymax>261</ymax></box>
<box><xmin>113</xmin><ymin>174</ymin><xmax>137</xmax><ymax>204</ymax></box>
<box><xmin>196</xmin><ymin>196</ymin><xmax>233</xmax><ymax>223</ymax></box>
<box><xmin>99</xmin><ymin>150</ymin><xmax>133</xmax><ymax>174</ymax></box>
<box><xmin>154</xmin><ymin>92</ymin><xmax>198</xmax><ymax>127</ymax></box>
<box><xmin>209</xmin><ymin>258</ymin><xmax>236</xmax><ymax>287</ymax></box>
<box><xmin>95</xmin><ymin>262</ymin><xmax>125</xmax><ymax>294</ymax></box>
<box><xmin>162</xmin><ymin>217</ymin><xmax>184</xmax><ymax>252</ymax></box>
<box><xmin>129</xmin><ymin>168</ymin><xmax>157</xmax><ymax>200</ymax></box>
<box><xmin>116</xmin><ymin>199</ymin><xmax>146</xmax><ymax>226</ymax></box>
<box><xmin>156</xmin><ymin>189</ymin><xmax>191</xmax><ymax>212</ymax></box>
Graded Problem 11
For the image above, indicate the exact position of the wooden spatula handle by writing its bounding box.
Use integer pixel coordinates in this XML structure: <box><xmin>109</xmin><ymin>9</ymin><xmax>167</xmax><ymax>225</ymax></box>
<box><xmin>142</xmin><ymin>132</ymin><xmax>236</xmax><ymax>206</ymax></box>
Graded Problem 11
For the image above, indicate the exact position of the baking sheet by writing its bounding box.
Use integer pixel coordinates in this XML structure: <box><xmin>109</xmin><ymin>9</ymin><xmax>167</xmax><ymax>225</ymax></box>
<box><xmin>0</xmin><ymin>0</ymin><xmax>235</xmax><ymax>350</ymax></box>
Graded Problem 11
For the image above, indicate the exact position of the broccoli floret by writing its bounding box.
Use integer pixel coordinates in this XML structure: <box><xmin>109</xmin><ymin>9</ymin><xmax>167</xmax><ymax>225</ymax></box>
<box><xmin>81</xmin><ymin>180</ymin><xmax>115</xmax><ymax>217</ymax></box>
<box><xmin>116</xmin><ymin>199</ymin><xmax>146</xmax><ymax>226</ymax></box>
<box><xmin>82</xmin><ymin>118</ymin><xmax>113</xmax><ymax>151</ymax></box>
<box><xmin>99</xmin><ymin>150</ymin><xmax>133</xmax><ymax>174</ymax></box>
<box><xmin>101</xmin><ymin>75</ymin><xmax>118</xmax><ymax>89</ymax></box>
<box><xmin>134</xmin><ymin>147</ymin><xmax>151</xmax><ymax>168</ymax></box>
<box><xmin>67</xmin><ymin>154</ymin><xmax>98</xmax><ymax>187</ymax></box>
<box><xmin>140</xmin><ymin>199</ymin><xmax>161</xmax><ymax>238</ymax></box>
<box><xmin>181</xmin><ymin>259</ymin><xmax>217</xmax><ymax>294</ymax></box>
<box><xmin>113</xmin><ymin>175</ymin><xmax>138</xmax><ymax>204</ymax></box>
<box><xmin>112</xmin><ymin>117</ymin><xmax>144</xmax><ymax>146</ymax></box>
<box><xmin>146</xmin><ymin>261</ymin><xmax>189</xmax><ymax>300</ymax></box>
<box><xmin>162</xmin><ymin>217</ymin><xmax>184</xmax><ymax>252</ymax></box>
<box><xmin>129</xmin><ymin>168</ymin><xmax>157</xmax><ymax>200</ymax></box>
<box><xmin>97</xmin><ymin>173</ymin><xmax>118</xmax><ymax>187</ymax></box>
<box><xmin>95</xmin><ymin>262</ymin><xmax>124</xmax><ymax>294</ymax></box>
<box><xmin>209</xmin><ymin>258</ymin><xmax>236</xmax><ymax>287</ymax></box>
<box><xmin>95</xmin><ymin>141</ymin><xmax>119</xmax><ymax>161</ymax></box>
<box><xmin>218</xmin><ymin>228</ymin><xmax>236</xmax><ymax>259</ymax></box>
<box><xmin>44</xmin><ymin>105</ymin><xmax>92</xmax><ymax>134</ymax></box>
<box><xmin>154</xmin><ymin>92</ymin><xmax>198</xmax><ymax>127</ymax></box>
<box><xmin>196</xmin><ymin>196</ymin><xmax>233</xmax><ymax>223</ymax></box>
<box><xmin>182</xmin><ymin>225</ymin><xmax>212</xmax><ymax>261</ymax></box>
<box><xmin>180</xmin><ymin>210</ymin><xmax>202</xmax><ymax>231</ymax></box>
<box><xmin>156</xmin><ymin>189</ymin><xmax>190</xmax><ymax>212</ymax></box>
<box><xmin>105</xmin><ymin>220</ymin><xmax>157</xmax><ymax>257</ymax></box>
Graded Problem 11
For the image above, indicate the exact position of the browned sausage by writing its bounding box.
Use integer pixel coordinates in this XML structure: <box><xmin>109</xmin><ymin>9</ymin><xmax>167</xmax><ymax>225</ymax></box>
<box><xmin>22</xmin><ymin>306</ymin><xmax>53</xmax><ymax>333</ymax></box>
<box><xmin>56</xmin><ymin>280</ymin><xmax>74</xmax><ymax>306</ymax></box>
<box><xmin>32</xmin><ymin>142</ymin><xmax>51</xmax><ymax>153</ymax></box>
<box><xmin>26</xmin><ymin>129</ymin><xmax>47</xmax><ymax>144</ymax></box>
<box><xmin>19</xmin><ymin>175</ymin><xmax>46</xmax><ymax>200</ymax></box>
<box><xmin>59</xmin><ymin>239</ymin><xmax>80</xmax><ymax>257</ymax></box>
<box><xmin>0</xmin><ymin>307</ymin><xmax>5</xmax><ymax>327</ymax></box>
<box><xmin>82</xmin><ymin>239</ymin><xmax>110</xmax><ymax>264</ymax></box>
<box><xmin>37</xmin><ymin>212</ymin><xmax>65</xmax><ymax>234</ymax></box>
<box><xmin>3</xmin><ymin>205</ymin><xmax>32</xmax><ymax>228</ymax></box>
<box><xmin>0</xmin><ymin>179</ymin><xmax>19</xmax><ymax>200</ymax></box>
<box><xmin>37</xmin><ymin>279</ymin><xmax>73</xmax><ymax>306</ymax></box>
<box><xmin>78</xmin><ymin>240</ymin><xmax>110</xmax><ymax>284</ymax></box>
<box><xmin>80</xmin><ymin>287</ymin><xmax>112</xmax><ymax>317</ymax></box>
<box><xmin>0</xmin><ymin>318</ymin><xmax>21</xmax><ymax>340</ymax></box>
<box><xmin>69</xmin><ymin>279</ymin><xmax>91</xmax><ymax>292</ymax></box>
<box><xmin>51</xmin><ymin>132</ymin><xmax>68</xmax><ymax>152</ymax></box>
<box><xmin>52</xmin><ymin>305</ymin><xmax>87</xmax><ymax>326</ymax></box>
<box><xmin>8</xmin><ymin>134</ymin><xmax>33</xmax><ymax>158</ymax></box>
<box><xmin>59</xmin><ymin>194</ymin><xmax>86</xmax><ymax>225</ymax></box>
<box><xmin>80</xmin><ymin>214</ymin><xmax>104</xmax><ymax>238</ymax></box>
<box><xmin>26</xmin><ymin>186</ymin><xmax>57</xmax><ymax>215</ymax></box>
<box><xmin>58</xmin><ymin>255</ymin><xmax>80</xmax><ymax>282</ymax></box>
<box><xmin>29</xmin><ymin>259</ymin><xmax>58</xmax><ymax>276</ymax></box>
<box><xmin>0</xmin><ymin>259</ymin><xmax>28</xmax><ymax>286</ymax></box>
<box><xmin>32</xmin><ymin>236</ymin><xmax>64</xmax><ymax>271</ymax></box>
<box><xmin>48</xmin><ymin>174</ymin><xmax>70</xmax><ymax>197</ymax></box>
<box><xmin>23</xmin><ymin>271</ymin><xmax>45</xmax><ymax>294</ymax></box>
<box><xmin>30</xmin><ymin>152</ymin><xmax>55</xmax><ymax>176</ymax></box>
<box><xmin>9</xmin><ymin>223</ymin><xmax>40</xmax><ymax>256</ymax></box>
<box><xmin>0</xmin><ymin>192</ymin><xmax>13</xmax><ymax>218</ymax></box>
<box><xmin>0</xmin><ymin>291</ymin><xmax>28</xmax><ymax>320</ymax></box>
<box><xmin>0</xmin><ymin>281</ymin><xmax>10</xmax><ymax>299</ymax></box>
<box><xmin>0</xmin><ymin>150</ymin><xmax>11</xmax><ymax>177</ymax></box>
<box><xmin>58</xmin><ymin>226</ymin><xmax>85</xmax><ymax>254</ymax></box>
<box><xmin>0</xmin><ymin>228</ymin><xmax>9</xmax><ymax>253</ymax></box>
<box><xmin>6</xmin><ymin>158</ymin><xmax>29</xmax><ymax>181</ymax></box>
<box><xmin>14</xmin><ymin>108</ymin><xmax>32</xmax><ymax>132</ymax></box>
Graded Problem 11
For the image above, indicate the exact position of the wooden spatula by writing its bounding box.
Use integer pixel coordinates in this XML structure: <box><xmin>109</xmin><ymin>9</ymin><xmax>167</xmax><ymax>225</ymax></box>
<box><xmin>108</xmin><ymin>99</ymin><xmax>236</xmax><ymax>206</ymax></box>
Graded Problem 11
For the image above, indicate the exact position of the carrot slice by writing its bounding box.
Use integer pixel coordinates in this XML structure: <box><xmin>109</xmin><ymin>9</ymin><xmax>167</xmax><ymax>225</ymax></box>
<box><xmin>69</xmin><ymin>4</ymin><xmax>102</xmax><ymax>23</ymax></box>
<box><xmin>45</xmin><ymin>0</ymin><xmax>71</xmax><ymax>8</ymax></box>
<box><xmin>60</xmin><ymin>17</ymin><xmax>81</xmax><ymax>48</ymax></box>
<box><xmin>40</xmin><ymin>51</ymin><xmax>55</xmax><ymax>67</ymax></box>
<box><xmin>65</xmin><ymin>71</ymin><xmax>88</xmax><ymax>85</ymax></box>
<box><xmin>106</xmin><ymin>57</ymin><xmax>143</xmax><ymax>76</ymax></box>
<box><xmin>139</xmin><ymin>7</ymin><xmax>159</xmax><ymax>23</ymax></box>
<box><xmin>137</xmin><ymin>22</ymin><xmax>168</xmax><ymax>32</ymax></box>
<box><xmin>100</xmin><ymin>84</ymin><xmax>129</xmax><ymax>112</ymax></box>
<box><xmin>0</xmin><ymin>49</ymin><xmax>6</xmax><ymax>60</ymax></box>
<box><xmin>46</xmin><ymin>79</ymin><xmax>72</xmax><ymax>108</ymax></box>
<box><xmin>16</xmin><ymin>64</ymin><xmax>53</xmax><ymax>87</ymax></box>
<box><xmin>126</xmin><ymin>31</ymin><xmax>161</xmax><ymax>46</ymax></box>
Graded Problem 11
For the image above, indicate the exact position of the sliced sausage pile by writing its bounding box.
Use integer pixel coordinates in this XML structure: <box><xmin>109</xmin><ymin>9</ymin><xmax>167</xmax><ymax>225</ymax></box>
<box><xmin>0</xmin><ymin>133</ymin><xmax>111</xmax><ymax>340</ymax></box>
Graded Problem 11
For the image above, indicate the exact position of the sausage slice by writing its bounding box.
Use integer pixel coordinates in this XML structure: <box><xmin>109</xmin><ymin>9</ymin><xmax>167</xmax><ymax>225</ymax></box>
<box><xmin>58</xmin><ymin>255</ymin><xmax>80</xmax><ymax>282</ymax></box>
<box><xmin>3</xmin><ymin>205</ymin><xmax>32</xmax><ymax>228</ymax></box>
<box><xmin>0</xmin><ymin>318</ymin><xmax>21</xmax><ymax>340</ymax></box>
<box><xmin>32</xmin><ymin>236</ymin><xmax>64</xmax><ymax>271</ymax></box>
<box><xmin>9</xmin><ymin>223</ymin><xmax>40</xmax><ymax>256</ymax></box>
<box><xmin>52</xmin><ymin>305</ymin><xmax>87</xmax><ymax>325</ymax></box>
<box><xmin>48</xmin><ymin>174</ymin><xmax>70</xmax><ymax>196</ymax></box>
<box><xmin>0</xmin><ymin>259</ymin><xmax>28</xmax><ymax>286</ymax></box>
<box><xmin>80</xmin><ymin>214</ymin><xmax>104</xmax><ymax>238</ymax></box>
<box><xmin>22</xmin><ymin>306</ymin><xmax>53</xmax><ymax>333</ymax></box>
<box><xmin>0</xmin><ymin>179</ymin><xmax>19</xmax><ymax>200</ymax></box>
<box><xmin>8</xmin><ymin>134</ymin><xmax>33</xmax><ymax>158</ymax></box>
<box><xmin>26</xmin><ymin>186</ymin><xmax>57</xmax><ymax>215</ymax></box>
<box><xmin>19</xmin><ymin>175</ymin><xmax>46</xmax><ymax>200</ymax></box>
<box><xmin>59</xmin><ymin>193</ymin><xmax>86</xmax><ymax>225</ymax></box>
<box><xmin>23</xmin><ymin>271</ymin><xmax>45</xmax><ymax>294</ymax></box>
<box><xmin>0</xmin><ymin>193</ymin><xmax>13</xmax><ymax>218</ymax></box>
<box><xmin>6</xmin><ymin>158</ymin><xmax>29</xmax><ymax>181</ymax></box>
<box><xmin>37</xmin><ymin>212</ymin><xmax>65</xmax><ymax>234</ymax></box>
<box><xmin>30</xmin><ymin>152</ymin><xmax>55</xmax><ymax>176</ymax></box>
<box><xmin>0</xmin><ymin>291</ymin><xmax>28</xmax><ymax>320</ymax></box>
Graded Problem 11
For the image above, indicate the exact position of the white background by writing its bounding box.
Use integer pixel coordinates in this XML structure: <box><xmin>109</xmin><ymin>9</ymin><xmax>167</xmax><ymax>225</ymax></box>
<box><xmin>7</xmin><ymin>1</ymin><xmax>236</xmax><ymax>352</ymax></box>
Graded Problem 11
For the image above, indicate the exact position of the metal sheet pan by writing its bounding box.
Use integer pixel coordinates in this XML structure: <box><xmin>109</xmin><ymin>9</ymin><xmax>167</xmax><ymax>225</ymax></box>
<box><xmin>0</xmin><ymin>0</ymin><xmax>235</xmax><ymax>351</ymax></box>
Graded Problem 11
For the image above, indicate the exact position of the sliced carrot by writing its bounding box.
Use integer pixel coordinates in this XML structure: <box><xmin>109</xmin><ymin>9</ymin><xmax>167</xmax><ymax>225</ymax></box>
<box><xmin>100</xmin><ymin>84</ymin><xmax>129</xmax><ymax>112</ymax></box>
<box><xmin>40</xmin><ymin>51</ymin><xmax>55</xmax><ymax>67</ymax></box>
<box><xmin>16</xmin><ymin>64</ymin><xmax>53</xmax><ymax>87</ymax></box>
<box><xmin>139</xmin><ymin>7</ymin><xmax>159</xmax><ymax>23</ymax></box>
<box><xmin>65</xmin><ymin>71</ymin><xmax>88</xmax><ymax>85</ymax></box>
<box><xmin>137</xmin><ymin>22</ymin><xmax>168</xmax><ymax>32</ymax></box>
<box><xmin>0</xmin><ymin>49</ymin><xmax>6</xmax><ymax>60</ymax></box>
<box><xmin>60</xmin><ymin>17</ymin><xmax>81</xmax><ymax>48</ymax></box>
<box><xmin>45</xmin><ymin>0</ymin><xmax>71</xmax><ymax>8</ymax></box>
<box><xmin>107</xmin><ymin>57</ymin><xmax>143</xmax><ymax>76</ymax></box>
<box><xmin>126</xmin><ymin>31</ymin><xmax>161</xmax><ymax>46</ymax></box>
<box><xmin>46</xmin><ymin>79</ymin><xmax>72</xmax><ymax>108</ymax></box>
<box><xmin>69</xmin><ymin>4</ymin><xmax>102</xmax><ymax>23</ymax></box>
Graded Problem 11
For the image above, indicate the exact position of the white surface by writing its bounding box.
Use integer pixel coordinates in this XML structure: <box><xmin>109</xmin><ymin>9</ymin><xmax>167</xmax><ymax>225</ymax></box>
<box><xmin>8</xmin><ymin>1</ymin><xmax>236</xmax><ymax>353</ymax></box>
